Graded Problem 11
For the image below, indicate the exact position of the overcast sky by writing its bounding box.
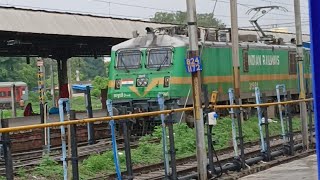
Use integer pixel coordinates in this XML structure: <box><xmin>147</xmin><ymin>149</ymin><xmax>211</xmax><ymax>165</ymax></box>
<box><xmin>0</xmin><ymin>0</ymin><xmax>310</xmax><ymax>33</ymax></box>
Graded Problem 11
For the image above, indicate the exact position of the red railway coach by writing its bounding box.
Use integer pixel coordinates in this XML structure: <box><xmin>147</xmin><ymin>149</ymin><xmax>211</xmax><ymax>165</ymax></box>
<box><xmin>0</xmin><ymin>82</ymin><xmax>28</xmax><ymax>109</ymax></box>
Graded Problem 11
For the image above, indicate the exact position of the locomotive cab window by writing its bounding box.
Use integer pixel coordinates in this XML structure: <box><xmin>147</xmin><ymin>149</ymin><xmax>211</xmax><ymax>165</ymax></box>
<box><xmin>289</xmin><ymin>52</ymin><xmax>297</xmax><ymax>75</ymax></box>
<box><xmin>147</xmin><ymin>48</ymin><xmax>172</xmax><ymax>69</ymax></box>
<box><xmin>116</xmin><ymin>50</ymin><xmax>141</xmax><ymax>69</ymax></box>
<box><xmin>243</xmin><ymin>49</ymin><xmax>249</xmax><ymax>72</ymax></box>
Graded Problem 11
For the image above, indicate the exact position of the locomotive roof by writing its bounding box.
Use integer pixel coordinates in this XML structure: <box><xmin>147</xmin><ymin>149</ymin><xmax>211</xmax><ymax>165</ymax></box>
<box><xmin>0</xmin><ymin>82</ymin><xmax>27</xmax><ymax>87</ymax></box>
<box><xmin>112</xmin><ymin>34</ymin><xmax>188</xmax><ymax>51</ymax></box>
<box><xmin>112</xmin><ymin>34</ymin><xmax>299</xmax><ymax>51</ymax></box>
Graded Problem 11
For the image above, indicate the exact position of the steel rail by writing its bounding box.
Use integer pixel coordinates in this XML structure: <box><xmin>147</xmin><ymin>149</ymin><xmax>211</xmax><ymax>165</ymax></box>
<box><xmin>0</xmin><ymin>98</ymin><xmax>313</xmax><ymax>133</ymax></box>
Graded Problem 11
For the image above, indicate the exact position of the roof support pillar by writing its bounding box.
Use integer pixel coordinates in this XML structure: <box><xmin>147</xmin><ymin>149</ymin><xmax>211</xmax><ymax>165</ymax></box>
<box><xmin>57</xmin><ymin>58</ymin><xmax>70</xmax><ymax>99</ymax></box>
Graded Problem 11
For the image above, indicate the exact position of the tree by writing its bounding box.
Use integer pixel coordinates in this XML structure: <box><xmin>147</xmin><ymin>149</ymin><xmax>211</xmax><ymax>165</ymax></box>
<box><xmin>69</xmin><ymin>57</ymin><xmax>108</xmax><ymax>82</ymax></box>
<box><xmin>0</xmin><ymin>56</ymin><xmax>109</xmax><ymax>94</ymax></box>
<box><xmin>17</xmin><ymin>64</ymin><xmax>38</xmax><ymax>88</ymax></box>
<box><xmin>150</xmin><ymin>11</ymin><xmax>225</xmax><ymax>28</ymax></box>
<box><xmin>0</xmin><ymin>57</ymin><xmax>38</xmax><ymax>88</ymax></box>
<box><xmin>91</xmin><ymin>76</ymin><xmax>108</xmax><ymax>97</ymax></box>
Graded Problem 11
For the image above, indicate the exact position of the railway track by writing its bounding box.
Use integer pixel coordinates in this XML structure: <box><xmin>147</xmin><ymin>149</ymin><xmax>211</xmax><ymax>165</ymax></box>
<box><xmin>0</xmin><ymin>136</ymin><xmax>155</xmax><ymax>174</ymax></box>
<box><xmin>92</xmin><ymin>130</ymin><xmax>314</xmax><ymax>180</ymax></box>
<box><xmin>0</xmin><ymin>130</ymin><xmax>308</xmax><ymax>177</ymax></box>
<box><xmin>0</xmin><ymin>119</ymin><xmax>313</xmax><ymax>177</ymax></box>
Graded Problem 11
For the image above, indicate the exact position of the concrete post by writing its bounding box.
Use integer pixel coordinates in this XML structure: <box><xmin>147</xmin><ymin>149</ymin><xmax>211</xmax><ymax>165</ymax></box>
<box><xmin>186</xmin><ymin>0</ymin><xmax>207</xmax><ymax>179</ymax></box>
<box><xmin>294</xmin><ymin>0</ymin><xmax>308</xmax><ymax>149</ymax></box>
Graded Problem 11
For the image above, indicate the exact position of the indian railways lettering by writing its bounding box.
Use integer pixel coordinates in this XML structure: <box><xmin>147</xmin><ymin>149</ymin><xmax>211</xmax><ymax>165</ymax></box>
<box><xmin>248</xmin><ymin>55</ymin><xmax>280</xmax><ymax>66</ymax></box>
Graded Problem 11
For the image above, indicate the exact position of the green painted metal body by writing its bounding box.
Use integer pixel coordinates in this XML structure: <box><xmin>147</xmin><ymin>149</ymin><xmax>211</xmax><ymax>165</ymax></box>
<box><xmin>108</xmin><ymin>35</ymin><xmax>311</xmax><ymax>102</ymax></box>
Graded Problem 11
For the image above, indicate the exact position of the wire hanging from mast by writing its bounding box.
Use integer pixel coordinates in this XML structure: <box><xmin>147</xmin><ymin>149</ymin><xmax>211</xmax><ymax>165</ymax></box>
<box><xmin>212</xmin><ymin>0</ymin><xmax>218</xmax><ymax>17</ymax></box>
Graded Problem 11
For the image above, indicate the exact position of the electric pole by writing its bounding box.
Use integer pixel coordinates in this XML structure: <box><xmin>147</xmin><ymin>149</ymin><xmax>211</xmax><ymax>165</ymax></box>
<box><xmin>230</xmin><ymin>0</ymin><xmax>244</xmax><ymax>125</ymax></box>
<box><xmin>230</xmin><ymin>0</ymin><xmax>240</xmax><ymax>99</ymax></box>
<box><xmin>186</xmin><ymin>0</ymin><xmax>207</xmax><ymax>179</ymax></box>
<box><xmin>294</xmin><ymin>0</ymin><xmax>308</xmax><ymax>149</ymax></box>
<box><xmin>230</xmin><ymin>0</ymin><xmax>246</xmax><ymax>168</ymax></box>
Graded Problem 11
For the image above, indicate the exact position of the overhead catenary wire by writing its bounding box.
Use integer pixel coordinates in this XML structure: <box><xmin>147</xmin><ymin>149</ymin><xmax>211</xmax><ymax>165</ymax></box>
<box><xmin>212</xmin><ymin>0</ymin><xmax>218</xmax><ymax>17</ymax></box>
<box><xmin>239</xmin><ymin>20</ymin><xmax>310</xmax><ymax>29</ymax></box>
<box><xmin>91</xmin><ymin>0</ymin><xmax>305</xmax><ymax>22</ymax></box>
<box><xmin>218</xmin><ymin>0</ymin><xmax>309</xmax><ymax>18</ymax></box>
<box><xmin>259</xmin><ymin>0</ymin><xmax>308</xmax><ymax>9</ymax></box>
<box><xmin>241</xmin><ymin>0</ymin><xmax>310</xmax><ymax>16</ymax></box>
<box><xmin>0</xmin><ymin>1</ymin><xmax>309</xmax><ymax>28</ymax></box>
<box><xmin>0</xmin><ymin>3</ymin><xmax>151</xmax><ymax>20</ymax></box>
<box><xmin>90</xmin><ymin>0</ymin><xmax>178</xmax><ymax>12</ymax></box>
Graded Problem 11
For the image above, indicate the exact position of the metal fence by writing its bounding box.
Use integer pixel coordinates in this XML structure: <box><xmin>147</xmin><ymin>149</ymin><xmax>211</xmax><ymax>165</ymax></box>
<box><xmin>0</xmin><ymin>96</ymin><xmax>314</xmax><ymax>180</ymax></box>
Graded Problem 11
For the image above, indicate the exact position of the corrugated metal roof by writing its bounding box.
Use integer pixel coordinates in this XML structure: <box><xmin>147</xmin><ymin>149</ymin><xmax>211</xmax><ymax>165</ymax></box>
<box><xmin>0</xmin><ymin>6</ymin><xmax>310</xmax><ymax>42</ymax></box>
<box><xmin>0</xmin><ymin>7</ymin><xmax>174</xmax><ymax>39</ymax></box>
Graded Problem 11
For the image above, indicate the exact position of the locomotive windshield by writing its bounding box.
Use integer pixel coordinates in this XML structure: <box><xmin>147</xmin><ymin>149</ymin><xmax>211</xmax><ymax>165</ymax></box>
<box><xmin>147</xmin><ymin>48</ymin><xmax>172</xmax><ymax>69</ymax></box>
<box><xmin>116</xmin><ymin>50</ymin><xmax>141</xmax><ymax>70</ymax></box>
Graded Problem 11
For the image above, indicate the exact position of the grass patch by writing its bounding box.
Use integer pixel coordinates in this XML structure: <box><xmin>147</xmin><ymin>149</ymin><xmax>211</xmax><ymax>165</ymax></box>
<box><xmin>16</xmin><ymin>168</ymin><xmax>28</xmax><ymax>180</ymax></box>
<box><xmin>33</xmin><ymin>156</ymin><xmax>63</xmax><ymax>180</ymax></box>
<box><xmin>1</xmin><ymin>109</ymin><xmax>24</xmax><ymax>119</ymax></box>
<box><xmin>70</xmin><ymin>96</ymin><xmax>102</xmax><ymax>111</ymax></box>
<box><xmin>22</xmin><ymin>116</ymin><xmax>302</xmax><ymax>179</ymax></box>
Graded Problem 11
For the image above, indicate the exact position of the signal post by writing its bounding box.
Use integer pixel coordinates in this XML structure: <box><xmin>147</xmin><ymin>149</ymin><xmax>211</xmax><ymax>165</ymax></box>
<box><xmin>186</xmin><ymin>0</ymin><xmax>207</xmax><ymax>179</ymax></box>
<box><xmin>37</xmin><ymin>58</ymin><xmax>46</xmax><ymax>152</ymax></box>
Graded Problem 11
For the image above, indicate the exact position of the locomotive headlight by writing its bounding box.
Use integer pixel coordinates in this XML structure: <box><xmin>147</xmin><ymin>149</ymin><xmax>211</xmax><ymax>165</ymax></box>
<box><xmin>115</xmin><ymin>79</ymin><xmax>121</xmax><ymax>89</ymax></box>
<box><xmin>136</xmin><ymin>77</ymin><xmax>148</xmax><ymax>87</ymax></box>
<box><xmin>164</xmin><ymin>76</ymin><xmax>170</xmax><ymax>87</ymax></box>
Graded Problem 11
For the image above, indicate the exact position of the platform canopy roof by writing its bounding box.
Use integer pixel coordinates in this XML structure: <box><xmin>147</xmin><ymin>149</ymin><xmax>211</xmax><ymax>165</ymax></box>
<box><xmin>0</xmin><ymin>6</ymin><xmax>310</xmax><ymax>58</ymax></box>
<box><xmin>0</xmin><ymin>7</ymin><xmax>174</xmax><ymax>39</ymax></box>
<box><xmin>0</xmin><ymin>6</ymin><xmax>173</xmax><ymax>58</ymax></box>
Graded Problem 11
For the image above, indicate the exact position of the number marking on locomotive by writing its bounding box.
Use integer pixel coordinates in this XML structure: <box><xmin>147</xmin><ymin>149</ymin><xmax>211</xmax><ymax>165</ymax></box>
<box><xmin>185</xmin><ymin>56</ymin><xmax>202</xmax><ymax>73</ymax></box>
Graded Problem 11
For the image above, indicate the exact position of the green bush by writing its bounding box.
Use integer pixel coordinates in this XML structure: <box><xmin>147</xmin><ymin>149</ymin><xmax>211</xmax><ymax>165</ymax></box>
<box><xmin>92</xmin><ymin>76</ymin><xmax>108</xmax><ymax>97</ymax></box>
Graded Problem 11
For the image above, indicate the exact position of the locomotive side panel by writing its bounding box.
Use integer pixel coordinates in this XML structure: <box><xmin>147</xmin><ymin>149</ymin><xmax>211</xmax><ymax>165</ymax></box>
<box><xmin>107</xmin><ymin>34</ymin><xmax>311</xmax><ymax>108</ymax></box>
<box><xmin>239</xmin><ymin>47</ymin><xmax>299</xmax><ymax>98</ymax></box>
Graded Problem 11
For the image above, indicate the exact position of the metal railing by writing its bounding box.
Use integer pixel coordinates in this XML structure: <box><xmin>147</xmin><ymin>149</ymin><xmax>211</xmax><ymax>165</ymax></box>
<box><xmin>0</xmin><ymin>98</ymin><xmax>313</xmax><ymax>134</ymax></box>
<box><xmin>0</xmin><ymin>97</ymin><xmax>314</xmax><ymax>180</ymax></box>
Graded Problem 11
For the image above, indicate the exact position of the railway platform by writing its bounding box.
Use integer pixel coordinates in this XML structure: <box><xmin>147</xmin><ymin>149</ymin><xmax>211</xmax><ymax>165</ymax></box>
<box><xmin>240</xmin><ymin>154</ymin><xmax>317</xmax><ymax>180</ymax></box>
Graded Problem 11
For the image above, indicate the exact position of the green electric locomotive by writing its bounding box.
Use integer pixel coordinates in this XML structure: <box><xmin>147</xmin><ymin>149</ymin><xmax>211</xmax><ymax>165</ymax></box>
<box><xmin>107</xmin><ymin>27</ymin><xmax>311</xmax><ymax>127</ymax></box>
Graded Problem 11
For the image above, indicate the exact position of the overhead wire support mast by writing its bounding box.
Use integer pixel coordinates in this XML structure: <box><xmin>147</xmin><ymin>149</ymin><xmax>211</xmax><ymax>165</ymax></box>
<box><xmin>294</xmin><ymin>0</ymin><xmax>308</xmax><ymax>149</ymax></box>
<box><xmin>230</xmin><ymin>0</ymin><xmax>245</xmax><ymax>169</ymax></box>
<box><xmin>185</xmin><ymin>0</ymin><xmax>207</xmax><ymax>179</ymax></box>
